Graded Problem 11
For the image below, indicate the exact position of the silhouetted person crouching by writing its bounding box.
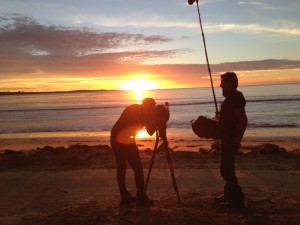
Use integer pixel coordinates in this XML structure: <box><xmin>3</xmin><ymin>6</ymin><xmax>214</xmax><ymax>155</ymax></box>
<box><xmin>111</xmin><ymin>98</ymin><xmax>161</xmax><ymax>207</ymax></box>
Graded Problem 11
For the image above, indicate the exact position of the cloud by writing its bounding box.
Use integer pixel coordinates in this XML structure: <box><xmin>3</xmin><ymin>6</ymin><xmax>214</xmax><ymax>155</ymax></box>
<box><xmin>1</xmin><ymin>14</ymin><xmax>299</xmax><ymax>80</ymax></box>
<box><xmin>88</xmin><ymin>59</ymin><xmax>300</xmax><ymax>84</ymax></box>
<box><xmin>144</xmin><ymin>59</ymin><xmax>300</xmax><ymax>77</ymax></box>
<box><xmin>238</xmin><ymin>2</ymin><xmax>267</xmax><ymax>7</ymax></box>
<box><xmin>0</xmin><ymin>14</ymin><xmax>182</xmax><ymax>78</ymax></box>
<box><xmin>0</xmin><ymin>49</ymin><xmax>182</xmax><ymax>78</ymax></box>
<box><xmin>0</xmin><ymin>14</ymin><xmax>174</xmax><ymax>57</ymax></box>
<box><xmin>213</xmin><ymin>59</ymin><xmax>300</xmax><ymax>72</ymax></box>
<box><xmin>70</xmin><ymin>13</ymin><xmax>300</xmax><ymax>37</ymax></box>
<box><xmin>204</xmin><ymin>22</ymin><xmax>300</xmax><ymax>36</ymax></box>
<box><xmin>238</xmin><ymin>1</ymin><xmax>287</xmax><ymax>11</ymax></box>
<box><xmin>1</xmin><ymin>58</ymin><xmax>300</xmax><ymax>91</ymax></box>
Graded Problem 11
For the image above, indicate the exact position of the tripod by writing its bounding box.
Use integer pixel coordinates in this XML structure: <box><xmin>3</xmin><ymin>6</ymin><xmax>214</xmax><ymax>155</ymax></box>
<box><xmin>145</xmin><ymin>130</ymin><xmax>181</xmax><ymax>203</ymax></box>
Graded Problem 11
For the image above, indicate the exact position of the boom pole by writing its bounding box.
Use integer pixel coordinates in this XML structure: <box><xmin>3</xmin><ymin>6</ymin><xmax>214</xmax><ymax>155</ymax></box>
<box><xmin>195</xmin><ymin>1</ymin><xmax>219</xmax><ymax>114</ymax></box>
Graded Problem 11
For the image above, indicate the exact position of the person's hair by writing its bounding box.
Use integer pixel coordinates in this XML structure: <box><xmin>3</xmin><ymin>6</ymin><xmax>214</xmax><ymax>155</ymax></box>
<box><xmin>142</xmin><ymin>98</ymin><xmax>156</xmax><ymax>108</ymax></box>
<box><xmin>220</xmin><ymin>72</ymin><xmax>238</xmax><ymax>88</ymax></box>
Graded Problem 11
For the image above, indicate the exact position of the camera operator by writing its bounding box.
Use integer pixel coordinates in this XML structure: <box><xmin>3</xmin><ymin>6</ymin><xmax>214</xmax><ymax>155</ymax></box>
<box><xmin>110</xmin><ymin>98</ymin><xmax>168</xmax><ymax>206</ymax></box>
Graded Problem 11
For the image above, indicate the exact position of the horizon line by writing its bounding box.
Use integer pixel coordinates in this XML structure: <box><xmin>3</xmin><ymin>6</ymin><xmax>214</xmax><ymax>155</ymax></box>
<box><xmin>1</xmin><ymin>82</ymin><xmax>299</xmax><ymax>96</ymax></box>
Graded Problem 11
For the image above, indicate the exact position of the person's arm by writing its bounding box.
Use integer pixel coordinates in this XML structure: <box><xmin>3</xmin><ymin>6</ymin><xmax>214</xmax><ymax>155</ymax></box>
<box><xmin>146</xmin><ymin>120</ymin><xmax>157</xmax><ymax>136</ymax></box>
<box><xmin>145</xmin><ymin>113</ymin><xmax>168</xmax><ymax>138</ymax></box>
<box><xmin>157</xmin><ymin>118</ymin><xmax>168</xmax><ymax>142</ymax></box>
<box><xmin>234</xmin><ymin>108</ymin><xmax>248</xmax><ymax>143</ymax></box>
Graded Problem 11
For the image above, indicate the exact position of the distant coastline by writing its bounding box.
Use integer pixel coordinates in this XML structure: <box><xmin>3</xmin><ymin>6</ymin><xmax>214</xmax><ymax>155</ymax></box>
<box><xmin>0</xmin><ymin>89</ymin><xmax>114</xmax><ymax>96</ymax></box>
<box><xmin>1</xmin><ymin>82</ymin><xmax>299</xmax><ymax>96</ymax></box>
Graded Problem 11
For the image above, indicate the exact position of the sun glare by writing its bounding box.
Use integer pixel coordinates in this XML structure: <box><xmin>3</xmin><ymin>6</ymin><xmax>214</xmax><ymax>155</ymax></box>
<box><xmin>120</xmin><ymin>79</ymin><xmax>156</xmax><ymax>101</ymax></box>
<box><xmin>136</xmin><ymin>129</ymin><xmax>149</xmax><ymax>139</ymax></box>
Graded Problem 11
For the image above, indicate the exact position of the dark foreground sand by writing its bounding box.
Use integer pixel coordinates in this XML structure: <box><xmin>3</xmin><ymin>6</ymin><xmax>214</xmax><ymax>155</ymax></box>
<box><xmin>0</xmin><ymin>138</ymin><xmax>299</xmax><ymax>225</ymax></box>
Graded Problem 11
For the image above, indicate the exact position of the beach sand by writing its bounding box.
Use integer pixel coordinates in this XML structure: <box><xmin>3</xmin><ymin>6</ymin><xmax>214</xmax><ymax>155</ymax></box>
<box><xmin>0</xmin><ymin>136</ymin><xmax>299</xmax><ymax>225</ymax></box>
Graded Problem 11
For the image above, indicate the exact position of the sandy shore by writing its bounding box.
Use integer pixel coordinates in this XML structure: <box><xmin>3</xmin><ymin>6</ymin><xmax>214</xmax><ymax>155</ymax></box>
<box><xmin>0</xmin><ymin>136</ymin><xmax>299</xmax><ymax>225</ymax></box>
<box><xmin>1</xmin><ymin>135</ymin><xmax>300</xmax><ymax>152</ymax></box>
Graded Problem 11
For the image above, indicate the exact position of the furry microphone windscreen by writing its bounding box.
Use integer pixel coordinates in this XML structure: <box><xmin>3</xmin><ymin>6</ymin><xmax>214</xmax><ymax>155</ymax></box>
<box><xmin>188</xmin><ymin>0</ymin><xmax>198</xmax><ymax>5</ymax></box>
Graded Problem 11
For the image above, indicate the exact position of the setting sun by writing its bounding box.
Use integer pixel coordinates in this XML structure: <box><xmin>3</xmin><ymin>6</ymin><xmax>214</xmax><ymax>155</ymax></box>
<box><xmin>120</xmin><ymin>79</ymin><xmax>156</xmax><ymax>100</ymax></box>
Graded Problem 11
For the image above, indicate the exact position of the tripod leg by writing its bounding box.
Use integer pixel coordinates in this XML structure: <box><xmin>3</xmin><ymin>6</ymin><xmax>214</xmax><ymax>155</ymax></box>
<box><xmin>164</xmin><ymin>144</ymin><xmax>181</xmax><ymax>203</ymax></box>
<box><xmin>145</xmin><ymin>131</ymin><xmax>159</xmax><ymax>191</ymax></box>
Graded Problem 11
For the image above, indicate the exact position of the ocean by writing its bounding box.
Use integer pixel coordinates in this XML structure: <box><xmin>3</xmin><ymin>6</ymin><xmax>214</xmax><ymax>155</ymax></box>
<box><xmin>0</xmin><ymin>83</ymin><xmax>299</xmax><ymax>140</ymax></box>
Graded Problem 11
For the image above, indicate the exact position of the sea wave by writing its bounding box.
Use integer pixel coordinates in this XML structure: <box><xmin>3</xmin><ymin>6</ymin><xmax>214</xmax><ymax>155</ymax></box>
<box><xmin>1</xmin><ymin>97</ymin><xmax>299</xmax><ymax>113</ymax></box>
<box><xmin>166</xmin><ymin>122</ymin><xmax>299</xmax><ymax>129</ymax></box>
<box><xmin>0</xmin><ymin>105</ymin><xmax>124</xmax><ymax>113</ymax></box>
<box><xmin>1</xmin><ymin>123</ymin><xmax>298</xmax><ymax>135</ymax></box>
<box><xmin>249</xmin><ymin>123</ymin><xmax>298</xmax><ymax>128</ymax></box>
<box><xmin>0</xmin><ymin>127</ymin><xmax>111</xmax><ymax>134</ymax></box>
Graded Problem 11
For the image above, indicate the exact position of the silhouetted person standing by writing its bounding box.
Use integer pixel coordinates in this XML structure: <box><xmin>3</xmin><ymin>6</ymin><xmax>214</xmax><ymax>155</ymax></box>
<box><xmin>214</xmin><ymin>72</ymin><xmax>248</xmax><ymax>210</ymax></box>
<box><xmin>111</xmin><ymin>98</ymin><xmax>158</xmax><ymax>206</ymax></box>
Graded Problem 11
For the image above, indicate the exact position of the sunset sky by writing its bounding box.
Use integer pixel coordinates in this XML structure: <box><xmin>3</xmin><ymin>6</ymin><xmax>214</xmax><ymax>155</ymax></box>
<box><xmin>1</xmin><ymin>0</ymin><xmax>300</xmax><ymax>92</ymax></box>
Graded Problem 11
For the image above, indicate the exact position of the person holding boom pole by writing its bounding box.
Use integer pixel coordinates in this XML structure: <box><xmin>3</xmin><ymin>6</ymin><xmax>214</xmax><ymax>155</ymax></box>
<box><xmin>188</xmin><ymin>0</ymin><xmax>248</xmax><ymax>210</ymax></box>
<box><xmin>216</xmin><ymin>72</ymin><xmax>248</xmax><ymax>210</ymax></box>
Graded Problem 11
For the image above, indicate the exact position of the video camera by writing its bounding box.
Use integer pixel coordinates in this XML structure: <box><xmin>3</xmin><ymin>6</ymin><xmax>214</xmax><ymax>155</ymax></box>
<box><xmin>155</xmin><ymin>102</ymin><xmax>170</xmax><ymax>122</ymax></box>
<box><xmin>155</xmin><ymin>102</ymin><xmax>170</xmax><ymax>141</ymax></box>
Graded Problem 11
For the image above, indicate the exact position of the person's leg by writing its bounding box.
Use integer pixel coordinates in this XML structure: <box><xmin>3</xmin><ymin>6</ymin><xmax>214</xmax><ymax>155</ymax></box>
<box><xmin>125</xmin><ymin>144</ymin><xmax>145</xmax><ymax>196</ymax></box>
<box><xmin>220</xmin><ymin>141</ymin><xmax>244</xmax><ymax>208</ymax></box>
<box><xmin>111</xmin><ymin>141</ymin><xmax>127</xmax><ymax>195</ymax></box>
<box><xmin>111</xmin><ymin>140</ymin><xmax>136</xmax><ymax>205</ymax></box>
<box><xmin>126</xmin><ymin>143</ymin><xmax>154</xmax><ymax>206</ymax></box>
<box><xmin>216</xmin><ymin>149</ymin><xmax>235</xmax><ymax>203</ymax></box>
<box><xmin>220</xmin><ymin>149</ymin><xmax>240</xmax><ymax>192</ymax></box>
